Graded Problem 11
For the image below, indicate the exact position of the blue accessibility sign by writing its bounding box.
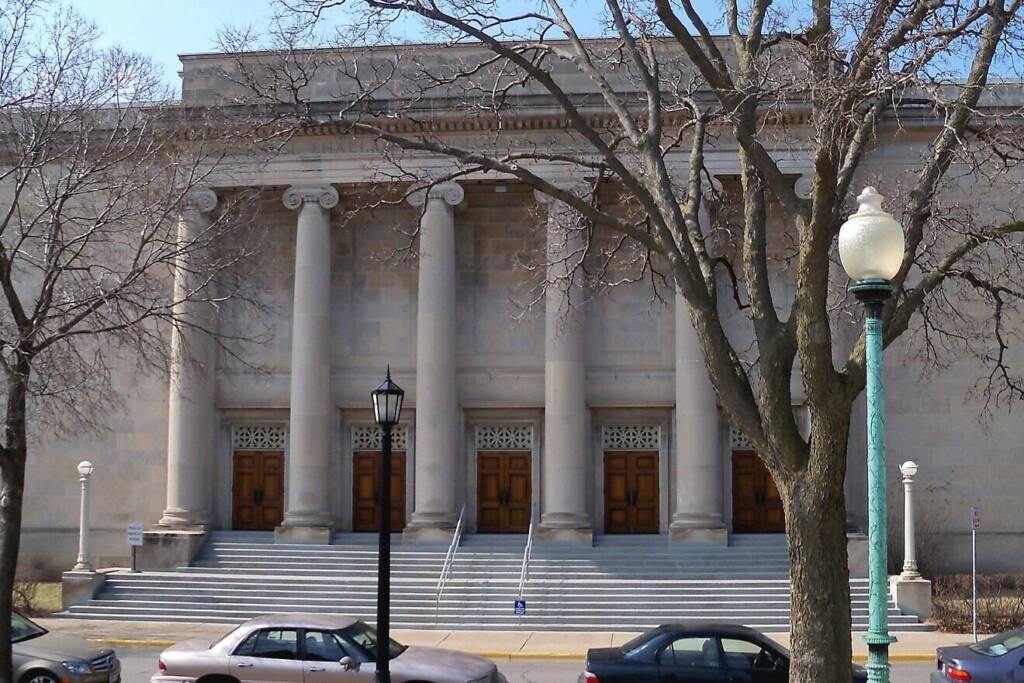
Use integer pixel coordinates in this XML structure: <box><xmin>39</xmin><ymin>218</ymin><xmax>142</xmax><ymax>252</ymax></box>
<box><xmin>514</xmin><ymin>599</ymin><xmax>527</xmax><ymax>616</ymax></box>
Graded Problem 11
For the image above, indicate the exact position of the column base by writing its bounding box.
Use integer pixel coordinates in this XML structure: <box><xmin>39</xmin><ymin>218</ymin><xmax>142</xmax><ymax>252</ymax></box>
<box><xmin>890</xmin><ymin>575</ymin><xmax>932</xmax><ymax>619</ymax></box>
<box><xmin>403</xmin><ymin>512</ymin><xmax>459</xmax><ymax>543</ymax></box>
<box><xmin>669</xmin><ymin>526</ymin><xmax>728</xmax><ymax>545</ymax></box>
<box><xmin>669</xmin><ymin>514</ymin><xmax>728</xmax><ymax>545</ymax></box>
<box><xmin>274</xmin><ymin>526</ymin><xmax>333</xmax><ymax>544</ymax></box>
<box><xmin>537</xmin><ymin>512</ymin><xmax>593</xmax><ymax>544</ymax></box>
<box><xmin>61</xmin><ymin>570</ymin><xmax>107</xmax><ymax>609</ymax></box>
<box><xmin>157</xmin><ymin>507</ymin><xmax>211</xmax><ymax>529</ymax></box>
<box><xmin>138</xmin><ymin>529</ymin><xmax>206</xmax><ymax>570</ymax></box>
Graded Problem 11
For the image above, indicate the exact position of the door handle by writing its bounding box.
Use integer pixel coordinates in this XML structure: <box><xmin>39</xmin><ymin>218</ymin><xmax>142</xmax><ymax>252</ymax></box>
<box><xmin>308</xmin><ymin>666</ymin><xmax>326</xmax><ymax>672</ymax></box>
<box><xmin>235</xmin><ymin>662</ymin><xmax>253</xmax><ymax>668</ymax></box>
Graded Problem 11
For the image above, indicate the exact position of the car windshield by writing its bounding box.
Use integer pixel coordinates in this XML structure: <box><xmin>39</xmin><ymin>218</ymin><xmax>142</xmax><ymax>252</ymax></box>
<box><xmin>11</xmin><ymin>612</ymin><xmax>46</xmax><ymax>644</ymax></box>
<box><xmin>339</xmin><ymin>622</ymin><xmax>407</xmax><ymax>660</ymax></box>
<box><xmin>969</xmin><ymin>629</ymin><xmax>1024</xmax><ymax>657</ymax></box>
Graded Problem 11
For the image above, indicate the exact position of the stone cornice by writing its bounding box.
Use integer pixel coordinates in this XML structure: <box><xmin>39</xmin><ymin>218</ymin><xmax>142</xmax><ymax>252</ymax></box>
<box><xmin>283</xmin><ymin>184</ymin><xmax>340</xmax><ymax>210</ymax></box>
<box><xmin>534</xmin><ymin>180</ymin><xmax>591</xmax><ymax>206</ymax></box>
<box><xmin>407</xmin><ymin>182</ymin><xmax>464</xmax><ymax>207</ymax></box>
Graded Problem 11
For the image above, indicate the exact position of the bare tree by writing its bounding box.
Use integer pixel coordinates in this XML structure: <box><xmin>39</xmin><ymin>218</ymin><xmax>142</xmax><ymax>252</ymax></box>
<box><xmin>0</xmin><ymin>3</ymin><xmax>260</xmax><ymax>678</ymax></box>
<box><xmin>215</xmin><ymin>0</ymin><xmax>1024</xmax><ymax>680</ymax></box>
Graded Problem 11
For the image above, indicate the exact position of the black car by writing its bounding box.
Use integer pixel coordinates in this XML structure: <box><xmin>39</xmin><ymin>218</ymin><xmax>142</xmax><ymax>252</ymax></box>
<box><xmin>578</xmin><ymin>623</ymin><xmax>868</xmax><ymax>683</ymax></box>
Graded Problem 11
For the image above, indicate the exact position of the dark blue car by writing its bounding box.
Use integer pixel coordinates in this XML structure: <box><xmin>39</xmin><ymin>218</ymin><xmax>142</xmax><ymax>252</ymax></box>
<box><xmin>578</xmin><ymin>623</ymin><xmax>868</xmax><ymax>683</ymax></box>
<box><xmin>932</xmin><ymin>628</ymin><xmax>1024</xmax><ymax>681</ymax></box>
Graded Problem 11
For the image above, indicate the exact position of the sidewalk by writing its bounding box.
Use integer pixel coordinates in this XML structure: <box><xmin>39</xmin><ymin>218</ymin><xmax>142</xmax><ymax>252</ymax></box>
<box><xmin>37</xmin><ymin>618</ymin><xmax>968</xmax><ymax>662</ymax></box>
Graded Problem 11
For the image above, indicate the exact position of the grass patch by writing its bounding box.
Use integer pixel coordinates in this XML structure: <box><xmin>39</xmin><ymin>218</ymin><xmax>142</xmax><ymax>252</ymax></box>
<box><xmin>14</xmin><ymin>581</ymin><xmax>62</xmax><ymax>617</ymax></box>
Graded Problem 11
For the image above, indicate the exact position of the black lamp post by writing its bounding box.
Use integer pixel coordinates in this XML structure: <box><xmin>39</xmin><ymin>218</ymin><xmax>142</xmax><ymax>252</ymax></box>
<box><xmin>371</xmin><ymin>367</ymin><xmax>403</xmax><ymax>683</ymax></box>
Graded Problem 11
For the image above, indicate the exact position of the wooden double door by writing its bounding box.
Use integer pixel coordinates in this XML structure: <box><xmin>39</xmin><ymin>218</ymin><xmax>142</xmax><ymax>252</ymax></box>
<box><xmin>477</xmin><ymin>451</ymin><xmax>532</xmax><ymax>533</ymax></box>
<box><xmin>604</xmin><ymin>450</ymin><xmax>659</xmax><ymax>534</ymax></box>
<box><xmin>732</xmin><ymin>450</ymin><xmax>785</xmax><ymax>533</ymax></box>
<box><xmin>352</xmin><ymin>450</ymin><xmax>407</xmax><ymax>532</ymax></box>
<box><xmin>232</xmin><ymin>450</ymin><xmax>285</xmax><ymax>530</ymax></box>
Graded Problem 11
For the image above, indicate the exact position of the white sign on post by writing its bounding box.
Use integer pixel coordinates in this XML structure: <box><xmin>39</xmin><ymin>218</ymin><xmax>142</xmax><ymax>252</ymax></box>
<box><xmin>971</xmin><ymin>506</ymin><xmax>982</xmax><ymax>530</ymax></box>
<box><xmin>126</xmin><ymin>522</ymin><xmax>144</xmax><ymax>547</ymax></box>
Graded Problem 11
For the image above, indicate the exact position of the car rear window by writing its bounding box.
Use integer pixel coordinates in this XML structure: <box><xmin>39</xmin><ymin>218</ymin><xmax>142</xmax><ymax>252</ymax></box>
<box><xmin>969</xmin><ymin>629</ymin><xmax>1024</xmax><ymax>656</ymax></box>
<box><xmin>620</xmin><ymin>631</ymin><xmax>662</xmax><ymax>655</ymax></box>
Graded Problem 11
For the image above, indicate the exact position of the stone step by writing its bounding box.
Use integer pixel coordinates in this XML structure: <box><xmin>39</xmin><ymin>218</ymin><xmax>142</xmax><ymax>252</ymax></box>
<box><xmin>81</xmin><ymin>598</ymin><xmax>906</xmax><ymax>618</ymax></box>
<box><xmin>100</xmin><ymin>582</ymin><xmax>873</xmax><ymax>597</ymax></box>
<box><xmin>61</xmin><ymin>606</ymin><xmax>930</xmax><ymax>632</ymax></box>
<box><xmin>64</xmin><ymin>532</ymin><xmax>926</xmax><ymax>633</ymax></box>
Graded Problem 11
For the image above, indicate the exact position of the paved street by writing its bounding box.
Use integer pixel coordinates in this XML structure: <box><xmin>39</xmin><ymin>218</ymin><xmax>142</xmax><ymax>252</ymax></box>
<box><xmin>118</xmin><ymin>647</ymin><xmax>935</xmax><ymax>682</ymax></box>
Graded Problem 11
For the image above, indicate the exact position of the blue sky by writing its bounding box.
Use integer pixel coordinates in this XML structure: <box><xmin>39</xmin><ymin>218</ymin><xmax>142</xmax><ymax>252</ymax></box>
<box><xmin>68</xmin><ymin>0</ymin><xmax>630</xmax><ymax>89</ymax></box>
<box><xmin>69</xmin><ymin>0</ymin><xmax>281</xmax><ymax>86</ymax></box>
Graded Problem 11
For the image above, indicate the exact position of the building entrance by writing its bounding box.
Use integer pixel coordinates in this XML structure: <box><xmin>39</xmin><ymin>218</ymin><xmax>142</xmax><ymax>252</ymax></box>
<box><xmin>477</xmin><ymin>451</ymin><xmax>531</xmax><ymax>533</ymax></box>
<box><xmin>604</xmin><ymin>450</ymin><xmax>659</xmax><ymax>534</ymax></box>
<box><xmin>232</xmin><ymin>450</ymin><xmax>285</xmax><ymax>530</ymax></box>
<box><xmin>732</xmin><ymin>450</ymin><xmax>785</xmax><ymax>533</ymax></box>
<box><xmin>352</xmin><ymin>450</ymin><xmax>407</xmax><ymax>532</ymax></box>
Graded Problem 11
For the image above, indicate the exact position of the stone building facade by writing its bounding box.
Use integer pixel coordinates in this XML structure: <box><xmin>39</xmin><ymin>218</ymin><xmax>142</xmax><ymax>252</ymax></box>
<box><xmin>19</xmin><ymin>45</ymin><xmax>1024</xmax><ymax>577</ymax></box>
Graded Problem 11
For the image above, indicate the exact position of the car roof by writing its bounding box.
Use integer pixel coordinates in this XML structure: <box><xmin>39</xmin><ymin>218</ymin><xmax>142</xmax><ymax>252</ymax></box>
<box><xmin>242</xmin><ymin>614</ymin><xmax>360</xmax><ymax>630</ymax></box>
<box><xmin>655</xmin><ymin>623</ymin><xmax>766</xmax><ymax>639</ymax></box>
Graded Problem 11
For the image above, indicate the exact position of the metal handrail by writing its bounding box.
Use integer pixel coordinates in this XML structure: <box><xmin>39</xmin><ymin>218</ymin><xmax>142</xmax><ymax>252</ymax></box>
<box><xmin>517</xmin><ymin>506</ymin><xmax>536</xmax><ymax>603</ymax></box>
<box><xmin>435</xmin><ymin>503</ymin><xmax>466</xmax><ymax>617</ymax></box>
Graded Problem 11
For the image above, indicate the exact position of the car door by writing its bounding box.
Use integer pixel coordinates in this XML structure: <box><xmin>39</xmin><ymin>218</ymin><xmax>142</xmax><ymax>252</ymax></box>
<box><xmin>229</xmin><ymin>628</ymin><xmax>304</xmax><ymax>683</ymax></box>
<box><xmin>657</xmin><ymin>636</ymin><xmax>730</xmax><ymax>683</ymax></box>
<box><xmin>719</xmin><ymin>638</ymin><xmax>787</xmax><ymax>683</ymax></box>
<box><xmin>301</xmin><ymin>630</ymin><xmax>375</xmax><ymax>682</ymax></box>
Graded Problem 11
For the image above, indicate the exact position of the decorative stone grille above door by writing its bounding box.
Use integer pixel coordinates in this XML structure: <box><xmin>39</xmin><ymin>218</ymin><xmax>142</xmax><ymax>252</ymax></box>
<box><xmin>601</xmin><ymin>424</ymin><xmax>661</xmax><ymax>451</ymax></box>
<box><xmin>351</xmin><ymin>424</ymin><xmax>408</xmax><ymax>451</ymax></box>
<box><xmin>231</xmin><ymin>424</ymin><xmax>287</xmax><ymax>451</ymax></box>
<box><xmin>474</xmin><ymin>425</ymin><xmax>534</xmax><ymax>451</ymax></box>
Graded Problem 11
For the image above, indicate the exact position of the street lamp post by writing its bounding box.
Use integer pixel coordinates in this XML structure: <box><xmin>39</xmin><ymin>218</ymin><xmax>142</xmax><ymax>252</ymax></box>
<box><xmin>73</xmin><ymin>460</ymin><xmax>96</xmax><ymax>572</ymax></box>
<box><xmin>839</xmin><ymin>187</ymin><xmax>906</xmax><ymax>683</ymax></box>
<box><xmin>371</xmin><ymin>367</ymin><xmax>404</xmax><ymax>683</ymax></box>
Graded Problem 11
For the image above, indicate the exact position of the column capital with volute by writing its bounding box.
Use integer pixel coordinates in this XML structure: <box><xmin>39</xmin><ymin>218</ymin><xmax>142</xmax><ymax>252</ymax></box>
<box><xmin>407</xmin><ymin>182</ymin><xmax>464</xmax><ymax>208</ymax></box>
<box><xmin>283</xmin><ymin>185</ymin><xmax>340</xmax><ymax>211</ymax></box>
<box><xmin>183</xmin><ymin>187</ymin><xmax>218</xmax><ymax>214</ymax></box>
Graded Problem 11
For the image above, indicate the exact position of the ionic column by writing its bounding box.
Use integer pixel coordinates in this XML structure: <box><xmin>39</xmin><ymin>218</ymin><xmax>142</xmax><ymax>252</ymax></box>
<box><xmin>669</xmin><ymin>199</ymin><xmax>726</xmax><ymax>544</ymax></box>
<box><xmin>536</xmin><ymin>188</ymin><xmax>592</xmax><ymax>543</ymax></box>
<box><xmin>404</xmin><ymin>182</ymin><xmax>464</xmax><ymax>541</ymax></box>
<box><xmin>278</xmin><ymin>185</ymin><xmax>339</xmax><ymax>541</ymax></box>
<box><xmin>159</xmin><ymin>188</ymin><xmax>218</xmax><ymax>529</ymax></box>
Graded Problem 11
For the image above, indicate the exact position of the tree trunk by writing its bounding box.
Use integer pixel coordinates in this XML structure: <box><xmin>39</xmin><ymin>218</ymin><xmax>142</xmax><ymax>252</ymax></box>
<box><xmin>0</xmin><ymin>370</ymin><xmax>29</xmax><ymax>683</ymax></box>
<box><xmin>782</xmin><ymin>434</ymin><xmax>853</xmax><ymax>683</ymax></box>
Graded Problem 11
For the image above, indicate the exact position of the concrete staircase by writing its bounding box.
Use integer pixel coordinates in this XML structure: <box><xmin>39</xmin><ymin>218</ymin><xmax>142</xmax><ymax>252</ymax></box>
<box><xmin>61</xmin><ymin>531</ymin><xmax>933</xmax><ymax>631</ymax></box>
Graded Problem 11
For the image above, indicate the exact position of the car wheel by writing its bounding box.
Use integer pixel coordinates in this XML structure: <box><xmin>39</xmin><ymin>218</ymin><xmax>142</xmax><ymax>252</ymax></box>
<box><xmin>22</xmin><ymin>672</ymin><xmax>59</xmax><ymax>683</ymax></box>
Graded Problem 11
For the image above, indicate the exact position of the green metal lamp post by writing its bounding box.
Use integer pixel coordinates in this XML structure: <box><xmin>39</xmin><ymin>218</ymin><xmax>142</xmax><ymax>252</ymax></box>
<box><xmin>839</xmin><ymin>187</ymin><xmax>906</xmax><ymax>683</ymax></box>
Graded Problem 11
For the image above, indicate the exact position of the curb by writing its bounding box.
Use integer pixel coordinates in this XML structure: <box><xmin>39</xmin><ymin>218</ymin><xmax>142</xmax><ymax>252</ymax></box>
<box><xmin>88</xmin><ymin>639</ymin><xmax>939</xmax><ymax>663</ymax></box>
<box><xmin>89</xmin><ymin>638</ymin><xmax>177</xmax><ymax>648</ymax></box>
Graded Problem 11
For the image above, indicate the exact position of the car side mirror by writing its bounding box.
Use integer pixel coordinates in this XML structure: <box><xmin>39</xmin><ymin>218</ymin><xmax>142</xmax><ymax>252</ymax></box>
<box><xmin>339</xmin><ymin>656</ymin><xmax>358</xmax><ymax>671</ymax></box>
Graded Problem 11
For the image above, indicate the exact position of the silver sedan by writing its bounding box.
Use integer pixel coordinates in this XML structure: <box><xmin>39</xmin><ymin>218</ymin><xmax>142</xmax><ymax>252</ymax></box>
<box><xmin>152</xmin><ymin>613</ymin><xmax>506</xmax><ymax>683</ymax></box>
